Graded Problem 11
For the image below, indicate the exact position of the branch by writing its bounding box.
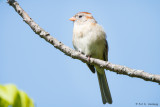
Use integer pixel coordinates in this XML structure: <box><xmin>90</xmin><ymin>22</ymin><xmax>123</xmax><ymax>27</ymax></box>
<box><xmin>7</xmin><ymin>0</ymin><xmax>160</xmax><ymax>84</ymax></box>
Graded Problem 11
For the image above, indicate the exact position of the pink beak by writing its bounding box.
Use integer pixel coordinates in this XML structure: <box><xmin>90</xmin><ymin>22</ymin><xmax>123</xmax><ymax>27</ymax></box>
<box><xmin>69</xmin><ymin>17</ymin><xmax>76</xmax><ymax>21</ymax></box>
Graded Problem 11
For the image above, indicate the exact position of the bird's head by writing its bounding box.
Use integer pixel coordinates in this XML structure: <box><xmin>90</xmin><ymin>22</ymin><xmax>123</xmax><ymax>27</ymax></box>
<box><xmin>69</xmin><ymin>12</ymin><xmax>97</xmax><ymax>24</ymax></box>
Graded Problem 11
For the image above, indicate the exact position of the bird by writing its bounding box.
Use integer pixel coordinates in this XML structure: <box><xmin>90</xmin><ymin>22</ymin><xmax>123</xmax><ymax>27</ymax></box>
<box><xmin>69</xmin><ymin>12</ymin><xmax>112</xmax><ymax>104</ymax></box>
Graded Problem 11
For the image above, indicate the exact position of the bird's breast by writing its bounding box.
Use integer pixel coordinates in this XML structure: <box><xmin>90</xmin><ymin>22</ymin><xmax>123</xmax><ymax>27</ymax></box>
<box><xmin>72</xmin><ymin>23</ymin><xmax>106</xmax><ymax>59</ymax></box>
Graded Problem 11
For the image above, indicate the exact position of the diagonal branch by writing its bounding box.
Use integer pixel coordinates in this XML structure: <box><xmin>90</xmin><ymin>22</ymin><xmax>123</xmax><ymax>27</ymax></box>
<box><xmin>7</xmin><ymin>0</ymin><xmax>160</xmax><ymax>84</ymax></box>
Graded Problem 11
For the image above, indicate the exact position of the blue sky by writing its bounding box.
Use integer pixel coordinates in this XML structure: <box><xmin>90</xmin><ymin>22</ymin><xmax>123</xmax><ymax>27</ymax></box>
<box><xmin>1</xmin><ymin>0</ymin><xmax>160</xmax><ymax>107</ymax></box>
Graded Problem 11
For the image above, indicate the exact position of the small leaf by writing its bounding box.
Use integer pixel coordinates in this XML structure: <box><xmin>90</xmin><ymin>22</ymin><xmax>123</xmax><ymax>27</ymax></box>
<box><xmin>0</xmin><ymin>84</ymin><xmax>34</xmax><ymax>107</ymax></box>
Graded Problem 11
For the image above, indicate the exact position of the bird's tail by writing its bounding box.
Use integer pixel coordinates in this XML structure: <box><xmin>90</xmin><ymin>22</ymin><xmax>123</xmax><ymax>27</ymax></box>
<box><xmin>97</xmin><ymin>70</ymin><xmax>112</xmax><ymax>104</ymax></box>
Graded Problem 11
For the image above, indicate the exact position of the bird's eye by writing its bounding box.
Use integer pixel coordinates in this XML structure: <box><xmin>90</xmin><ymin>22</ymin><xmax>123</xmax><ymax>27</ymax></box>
<box><xmin>79</xmin><ymin>15</ymin><xmax>82</xmax><ymax>18</ymax></box>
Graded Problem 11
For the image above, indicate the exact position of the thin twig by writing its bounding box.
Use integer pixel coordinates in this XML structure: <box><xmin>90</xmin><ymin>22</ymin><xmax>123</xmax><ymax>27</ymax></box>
<box><xmin>7</xmin><ymin>0</ymin><xmax>160</xmax><ymax>84</ymax></box>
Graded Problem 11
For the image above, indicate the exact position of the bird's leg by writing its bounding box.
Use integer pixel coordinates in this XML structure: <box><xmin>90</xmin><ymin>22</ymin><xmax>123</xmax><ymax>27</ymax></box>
<box><xmin>86</xmin><ymin>55</ymin><xmax>91</xmax><ymax>63</ymax></box>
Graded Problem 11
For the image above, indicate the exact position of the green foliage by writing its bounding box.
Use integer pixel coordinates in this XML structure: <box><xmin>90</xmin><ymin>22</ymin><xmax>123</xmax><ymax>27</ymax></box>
<box><xmin>0</xmin><ymin>84</ymin><xmax>34</xmax><ymax>107</ymax></box>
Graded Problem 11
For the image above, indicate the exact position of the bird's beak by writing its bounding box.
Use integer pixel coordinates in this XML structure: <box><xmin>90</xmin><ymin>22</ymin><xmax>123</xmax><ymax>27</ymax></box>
<box><xmin>69</xmin><ymin>17</ymin><xmax>76</xmax><ymax>21</ymax></box>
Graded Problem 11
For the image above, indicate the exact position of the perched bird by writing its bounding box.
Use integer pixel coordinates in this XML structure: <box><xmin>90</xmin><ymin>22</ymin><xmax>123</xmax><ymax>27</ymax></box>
<box><xmin>69</xmin><ymin>12</ymin><xmax>112</xmax><ymax>104</ymax></box>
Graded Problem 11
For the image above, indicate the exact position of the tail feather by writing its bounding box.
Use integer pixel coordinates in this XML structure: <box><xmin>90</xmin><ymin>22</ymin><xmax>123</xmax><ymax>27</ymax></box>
<box><xmin>97</xmin><ymin>71</ymin><xmax>112</xmax><ymax>104</ymax></box>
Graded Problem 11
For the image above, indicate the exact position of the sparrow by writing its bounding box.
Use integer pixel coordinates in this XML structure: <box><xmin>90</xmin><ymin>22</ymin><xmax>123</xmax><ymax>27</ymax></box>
<box><xmin>69</xmin><ymin>12</ymin><xmax>112</xmax><ymax>104</ymax></box>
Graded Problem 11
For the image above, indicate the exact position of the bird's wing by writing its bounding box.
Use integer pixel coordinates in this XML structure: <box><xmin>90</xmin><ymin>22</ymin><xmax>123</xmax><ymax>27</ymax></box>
<box><xmin>103</xmin><ymin>40</ymin><xmax>109</xmax><ymax>61</ymax></box>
